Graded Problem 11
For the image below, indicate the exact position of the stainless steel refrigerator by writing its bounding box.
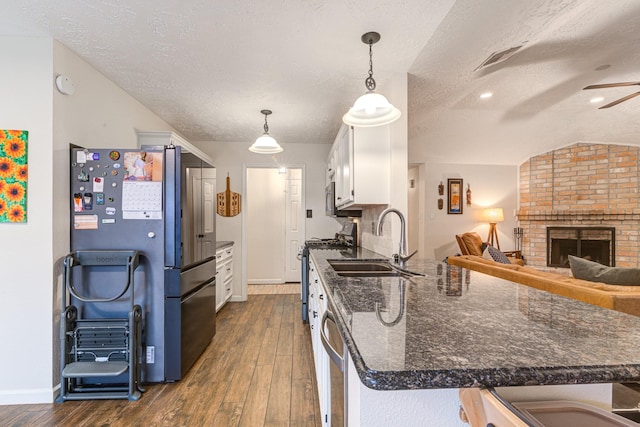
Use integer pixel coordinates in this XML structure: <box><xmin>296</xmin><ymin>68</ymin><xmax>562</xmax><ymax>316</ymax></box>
<box><xmin>70</xmin><ymin>144</ymin><xmax>216</xmax><ymax>382</ymax></box>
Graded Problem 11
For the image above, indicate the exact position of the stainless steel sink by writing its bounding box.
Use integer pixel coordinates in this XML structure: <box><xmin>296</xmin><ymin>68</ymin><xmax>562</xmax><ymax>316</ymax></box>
<box><xmin>337</xmin><ymin>271</ymin><xmax>403</xmax><ymax>277</ymax></box>
<box><xmin>328</xmin><ymin>260</ymin><xmax>416</xmax><ymax>277</ymax></box>
<box><xmin>328</xmin><ymin>260</ymin><xmax>393</xmax><ymax>272</ymax></box>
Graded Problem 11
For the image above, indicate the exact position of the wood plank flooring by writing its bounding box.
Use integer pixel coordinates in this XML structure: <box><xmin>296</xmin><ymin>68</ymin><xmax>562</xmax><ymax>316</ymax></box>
<box><xmin>248</xmin><ymin>284</ymin><xmax>300</xmax><ymax>295</ymax></box>
<box><xmin>0</xmin><ymin>294</ymin><xmax>321</xmax><ymax>427</ymax></box>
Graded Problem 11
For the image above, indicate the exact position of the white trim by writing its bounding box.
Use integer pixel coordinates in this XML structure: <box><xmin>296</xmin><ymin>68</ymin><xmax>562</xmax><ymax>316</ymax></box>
<box><xmin>0</xmin><ymin>387</ymin><xmax>57</xmax><ymax>405</ymax></box>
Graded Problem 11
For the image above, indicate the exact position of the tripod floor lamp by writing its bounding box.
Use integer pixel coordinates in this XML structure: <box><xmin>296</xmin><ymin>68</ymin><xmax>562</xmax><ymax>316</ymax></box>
<box><xmin>484</xmin><ymin>208</ymin><xmax>504</xmax><ymax>250</ymax></box>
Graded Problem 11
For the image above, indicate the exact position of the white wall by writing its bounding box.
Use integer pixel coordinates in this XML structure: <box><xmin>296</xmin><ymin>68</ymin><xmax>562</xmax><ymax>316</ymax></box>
<box><xmin>246</xmin><ymin>168</ymin><xmax>285</xmax><ymax>283</ymax></box>
<box><xmin>423</xmin><ymin>163</ymin><xmax>519</xmax><ymax>261</ymax></box>
<box><xmin>0</xmin><ymin>36</ymin><xmax>54</xmax><ymax>405</ymax></box>
<box><xmin>194</xmin><ymin>140</ymin><xmax>339</xmax><ymax>300</ymax></box>
<box><xmin>0</xmin><ymin>36</ymin><xmax>175</xmax><ymax>405</ymax></box>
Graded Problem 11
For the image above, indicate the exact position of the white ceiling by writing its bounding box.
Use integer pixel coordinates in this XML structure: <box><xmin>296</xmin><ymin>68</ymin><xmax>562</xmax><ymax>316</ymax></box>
<box><xmin>2</xmin><ymin>0</ymin><xmax>640</xmax><ymax>165</ymax></box>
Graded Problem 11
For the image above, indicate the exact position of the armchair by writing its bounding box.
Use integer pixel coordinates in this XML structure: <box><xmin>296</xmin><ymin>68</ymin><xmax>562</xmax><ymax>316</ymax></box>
<box><xmin>455</xmin><ymin>232</ymin><xmax>524</xmax><ymax>266</ymax></box>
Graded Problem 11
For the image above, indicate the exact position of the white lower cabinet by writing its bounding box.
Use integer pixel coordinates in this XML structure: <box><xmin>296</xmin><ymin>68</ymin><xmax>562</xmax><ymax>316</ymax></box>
<box><xmin>216</xmin><ymin>245</ymin><xmax>234</xmax><ymax>311</ymax></box>
<box><xmin>308</xmin><ymin>259</ymin><xmax>330</xmax><ymax>426</ymax></box>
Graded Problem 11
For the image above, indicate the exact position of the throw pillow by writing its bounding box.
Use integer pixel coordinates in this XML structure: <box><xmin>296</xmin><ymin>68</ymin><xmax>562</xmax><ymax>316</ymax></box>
<box><xmin>568</xmin><ymin>255</ymin><xmax>640</xmax><ymax>286</ymax></box>
<box><xmin>482</xmin><ymin>245</ymin><xmax>511</xmax><ymax>264</ymax></box>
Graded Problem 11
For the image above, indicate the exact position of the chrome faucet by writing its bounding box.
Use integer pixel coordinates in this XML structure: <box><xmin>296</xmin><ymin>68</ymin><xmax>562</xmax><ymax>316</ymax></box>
<box><xmin>375</xmin><ymin>207</ymin><xmax>417</xmax><ymax>267</ymax></box>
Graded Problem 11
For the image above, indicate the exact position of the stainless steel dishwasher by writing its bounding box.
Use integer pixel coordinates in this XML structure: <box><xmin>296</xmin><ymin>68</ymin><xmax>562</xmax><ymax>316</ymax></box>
<box><xmin>321</xmin><ymin>310</ymin><xmax>347</xmax><ymax>426</ymax></box>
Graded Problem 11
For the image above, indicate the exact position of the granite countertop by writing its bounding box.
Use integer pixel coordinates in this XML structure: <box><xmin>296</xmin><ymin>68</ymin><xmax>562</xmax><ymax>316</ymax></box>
<box><xmin>310</xmin><ymin>247</ymin><xmax>640</xmax><ymax>391</ymax></box>
<box><xmin>216</xmin><ymin>241</ymin><xmax>234</xmax><ymax>250</ymax></box>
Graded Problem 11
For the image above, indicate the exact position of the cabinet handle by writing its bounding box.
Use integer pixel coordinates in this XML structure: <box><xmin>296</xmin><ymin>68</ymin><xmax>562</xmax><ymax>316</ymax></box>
<box><xmin>319</xmin><ymin>294</ymin><xmax>324</xmax><ymax>300</ymax></box>
<box><xmin>313</xmin><ymin>311</ymin><xmax>318</xmax><ymax>318</ymax></box>
<box><xmin>337</xmin><ymin>197</ymin><xmax>342</xmax><ymax>200</ymax></box>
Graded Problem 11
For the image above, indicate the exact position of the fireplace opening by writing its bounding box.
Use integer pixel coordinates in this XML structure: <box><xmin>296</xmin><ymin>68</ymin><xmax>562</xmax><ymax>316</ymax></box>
<box><xmin>547</xmin><ymin>227</ymin><xmax>615</xmax><ymax>268</ymax></box>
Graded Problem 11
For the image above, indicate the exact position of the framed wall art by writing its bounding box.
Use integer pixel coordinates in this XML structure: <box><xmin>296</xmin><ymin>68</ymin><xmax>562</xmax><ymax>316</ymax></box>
<box><xmin>0</xmin><ymin>130</ymin><xmax>28</xmax><ymax>223</ymax></box>
<box><xmin>447</xmin><ymin>178</ymin><xmax>463</xmax><ymax>214</ymax></box>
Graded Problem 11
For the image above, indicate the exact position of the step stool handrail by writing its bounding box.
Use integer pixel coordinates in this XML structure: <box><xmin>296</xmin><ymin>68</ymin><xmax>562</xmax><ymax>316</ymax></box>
<box><xmin>63</xmin><ymin>250</ymin><xmax>140</xmax><ymax>303</ymax></box>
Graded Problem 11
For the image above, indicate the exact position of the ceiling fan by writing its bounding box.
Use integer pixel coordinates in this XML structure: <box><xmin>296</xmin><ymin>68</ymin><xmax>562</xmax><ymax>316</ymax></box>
<box><xmin>583</xmin><ymin>82</ymin><xmax>640</xmax><ymax>109</ymax></box>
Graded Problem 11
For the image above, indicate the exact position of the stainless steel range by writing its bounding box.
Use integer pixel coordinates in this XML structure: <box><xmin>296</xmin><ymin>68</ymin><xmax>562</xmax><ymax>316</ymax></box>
<box><xmin>300</xmin><ymin>222</ymin><xmax>357</xmax><ymax>322</ymax></box>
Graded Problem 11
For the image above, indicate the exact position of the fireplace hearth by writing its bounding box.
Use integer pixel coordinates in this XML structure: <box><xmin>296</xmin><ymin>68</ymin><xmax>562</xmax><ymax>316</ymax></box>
<box><xmin>547</xmin><ymin>227</ymin><xmax>615</xmax><ymax>268</ymax></box>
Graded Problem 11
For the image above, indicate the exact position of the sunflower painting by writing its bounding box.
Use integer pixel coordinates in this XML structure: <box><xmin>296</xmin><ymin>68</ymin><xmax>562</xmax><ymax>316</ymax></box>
<box><xmin>0</xmin><ymin>130</ymin><xmax>28</xmax><ymax>223</ymax></box>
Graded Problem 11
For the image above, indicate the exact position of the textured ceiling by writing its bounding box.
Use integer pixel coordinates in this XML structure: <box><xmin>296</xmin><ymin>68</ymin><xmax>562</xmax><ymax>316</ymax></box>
<box><xmin>408</xmin><ymin>0</ymin><xmax>640</xmax><ymax>164</ymax></box>
<box><xmin>2</xmin><ymin>0</ymin><xmax>640</xmax><ymax>165</ymax></box>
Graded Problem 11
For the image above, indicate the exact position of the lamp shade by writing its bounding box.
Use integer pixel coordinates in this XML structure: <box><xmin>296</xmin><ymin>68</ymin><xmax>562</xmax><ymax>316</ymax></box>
<box><xmin>343</xmin><ymin>91</ymin><xmax>401</xmax><ymax>127</ymax></box>
<box><xmin>248</xmin><ymin>134</ymin><xmax>283</xmax><ymax>154</ymax></box>
<box><xmin>483</xmin><ymin>208</ymin><xmax>504</xmax><ymax>223</ymax></box>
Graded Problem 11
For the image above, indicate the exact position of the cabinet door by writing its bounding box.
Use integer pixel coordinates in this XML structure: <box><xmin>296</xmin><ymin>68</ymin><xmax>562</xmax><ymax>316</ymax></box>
<box><xmin>331</xmin><ymin>124</ymin><xmax>389</xmax><ymax>209</ymax></box>
<box><xmin>327</xmin><ymin>148</ymin><xmax>336</xmax><ymax>185</ymax></box>
<box><xmin>335</xmin><ymin>125</ymin><xmax>354</xmax><ymax>208</ymax></box>
<box><xmin>215</xmin><ymin>250</ymin><xmax>225</xmax><ymax>311</ymax></box>
<box><xmin>223</xmin><ymin>248</ymin><xmax>233</xmax><ymax>302</ymax></box>
<box><xmin>224</xmin><ymin>260</ymin><xmax>233</xmax><ymax>301</ymax></box>
<box><xmin>316</xmin><ymin>279</ymin><xmax>330</xmax><ymax>427</ymax></box>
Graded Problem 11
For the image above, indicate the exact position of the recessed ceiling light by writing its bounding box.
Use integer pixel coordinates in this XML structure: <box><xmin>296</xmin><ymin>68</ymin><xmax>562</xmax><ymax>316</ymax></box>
<box><xmin>480</xmin><ymin>92</ymin><xmax>493</xmax><ymax>99</ymax></box>
<box><xmin>590</xmin><ymin>97</ymin><xmax>604</xmax><ymax>103</ymax></box>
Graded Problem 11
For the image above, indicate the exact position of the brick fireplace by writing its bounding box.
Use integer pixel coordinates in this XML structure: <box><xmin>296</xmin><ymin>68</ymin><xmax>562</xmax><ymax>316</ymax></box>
<box><xmin>518</xmin><ymin>143</ymin><xmax>640</xmax><ymax>268</ymax></box>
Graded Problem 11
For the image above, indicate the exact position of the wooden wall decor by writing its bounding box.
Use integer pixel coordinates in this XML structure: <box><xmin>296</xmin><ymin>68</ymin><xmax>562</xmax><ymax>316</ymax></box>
<box><xmin>217</xmin><ymin>174</ymin><xmax>241</xmax><ymax>217</ymax></box>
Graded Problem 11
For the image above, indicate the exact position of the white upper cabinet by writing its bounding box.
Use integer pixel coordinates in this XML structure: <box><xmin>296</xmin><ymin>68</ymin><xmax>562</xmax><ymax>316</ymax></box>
<box><xmin>329</xmin><ymin>124</ymin><xmax>390</xmax><ymax>209</ymax></box>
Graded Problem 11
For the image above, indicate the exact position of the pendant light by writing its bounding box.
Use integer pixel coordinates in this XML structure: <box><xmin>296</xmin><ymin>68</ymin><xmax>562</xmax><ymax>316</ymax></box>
<box><xmin>343</xmin><ymin>32</ymin><xmax>401</xmax><ymax>127</ymax></box>
<box><xmin>249</xmin><ymin>109</ymin><xmax>283</xmax><ymax>154</ymax></box>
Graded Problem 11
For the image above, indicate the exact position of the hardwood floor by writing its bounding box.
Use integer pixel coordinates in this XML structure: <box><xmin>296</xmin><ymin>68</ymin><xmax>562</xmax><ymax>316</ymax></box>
<box><xmin>248</xmin><ymin>283</ymin><xmax>300</xmax><ymax>295</ymax></box>
<box><xmin>0</xmin><ymin>294</ymin><xmax>321</xmax><ymax>427</ymax></box>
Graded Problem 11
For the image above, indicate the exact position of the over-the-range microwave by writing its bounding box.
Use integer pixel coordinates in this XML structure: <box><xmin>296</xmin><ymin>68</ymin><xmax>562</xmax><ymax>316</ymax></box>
<box><xmin>325</xmin><ymin>181</ymin><xmax>361</xmax><ymax>218</ymax></box>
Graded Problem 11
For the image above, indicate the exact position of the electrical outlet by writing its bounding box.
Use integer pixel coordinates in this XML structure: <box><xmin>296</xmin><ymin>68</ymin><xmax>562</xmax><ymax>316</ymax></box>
<box><xmin>146</xmin><ymin>346</ymin><xmax>155</xmax><ymax>364</ymax></box>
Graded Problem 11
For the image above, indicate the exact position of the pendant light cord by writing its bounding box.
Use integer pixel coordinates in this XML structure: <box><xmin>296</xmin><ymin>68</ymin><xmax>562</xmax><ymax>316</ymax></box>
<box><xmin>365</xmin><ymin>40</ymin><xmax>376</xmax><ymax>91</ymax></box>
<box><xmin>263</xmin><ymin>113</ymin><xmax>269</xmax><ymax>134</ymax></box>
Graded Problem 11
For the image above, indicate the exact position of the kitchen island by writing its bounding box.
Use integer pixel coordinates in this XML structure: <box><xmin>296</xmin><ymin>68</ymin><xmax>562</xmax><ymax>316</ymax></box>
<box><xmin>309</xmin><ymin>247</ymin><xmax>640</xmax><ymax>426</ymax></box>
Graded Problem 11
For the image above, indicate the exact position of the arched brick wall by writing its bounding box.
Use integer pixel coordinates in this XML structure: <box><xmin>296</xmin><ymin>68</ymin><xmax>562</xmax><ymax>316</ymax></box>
<box><xmin>518</xmin><ymin>143</ymin><xmax>640</xmax><ymax>267</ymax></box>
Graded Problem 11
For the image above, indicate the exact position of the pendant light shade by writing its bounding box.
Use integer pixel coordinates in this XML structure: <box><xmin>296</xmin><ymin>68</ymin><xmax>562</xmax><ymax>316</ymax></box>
<box><xmin>343</xmin><ymin>91</ymin><xmax>402</xmax><ymax>127</ymax></box>
<box><xmin>249</xmin><ymin>109</ymin><xmax>283</xmax><ymax>154</ymax></box>
<box><xmin>343</xmin><ymin>32</ymin><xmax>401</xmax><ymax>127</ymax></box>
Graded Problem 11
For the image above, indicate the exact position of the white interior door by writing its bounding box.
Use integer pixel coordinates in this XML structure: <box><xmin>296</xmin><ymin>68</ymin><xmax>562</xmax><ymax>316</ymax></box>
<box><xmin>285</xmin><ymin>169</ymin><xmax>303</xmax><ymax>282</ymax></box>
<box><xmin>247</xmin><ymin>168</ymin><xmax>285</xmax><ymax>284</ymax></box>
<box><xmin>408</xmin><ymin>165</ymin><xmax>419</xmax><ymax>254</ymax></box>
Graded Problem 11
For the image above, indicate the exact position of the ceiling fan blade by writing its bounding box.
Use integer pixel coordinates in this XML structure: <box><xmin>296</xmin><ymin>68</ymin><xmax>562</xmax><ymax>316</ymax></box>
<box><xmin>599</xmin><ymin>91</ymin><xmax>640</xmax><ymax>109</ymax></box>
<box><xmin>584</xmin><ymin>82</ymin><xmax>640</xmax><ymax>90</ymax></box>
